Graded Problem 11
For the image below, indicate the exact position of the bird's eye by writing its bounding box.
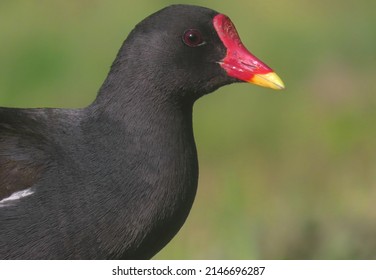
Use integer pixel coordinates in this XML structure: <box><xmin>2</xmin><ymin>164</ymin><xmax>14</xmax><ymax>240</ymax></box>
<box><xmin>182</xmin><ymin>29</ymin><xmax>205</xmax><ymax>47</ymax></box>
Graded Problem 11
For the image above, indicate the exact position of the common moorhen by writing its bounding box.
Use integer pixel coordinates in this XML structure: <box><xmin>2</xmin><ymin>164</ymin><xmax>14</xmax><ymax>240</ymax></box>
<box><xmin>0</xmin><ymin>4</ymin><xmax>284</xmax><ymax>259</ymax></box>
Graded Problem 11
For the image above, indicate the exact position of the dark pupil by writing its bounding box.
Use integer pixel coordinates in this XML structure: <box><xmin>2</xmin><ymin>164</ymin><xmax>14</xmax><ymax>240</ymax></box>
<box><xmin>188</xmin><ymin>33</ymin><xmax>199</xmax><ymax>44</ymax></box>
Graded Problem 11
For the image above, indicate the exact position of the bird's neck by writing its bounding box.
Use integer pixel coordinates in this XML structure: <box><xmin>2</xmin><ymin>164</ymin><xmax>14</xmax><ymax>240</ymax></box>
<box><xmin>80</xmin><ymin>83</ymin><xmax>198</xmax><ymax>258</ymax></box>
<box><xmin>88</xmin><ymin>81</ymin><xmax>195</xmax><ymax>140</ymax></box>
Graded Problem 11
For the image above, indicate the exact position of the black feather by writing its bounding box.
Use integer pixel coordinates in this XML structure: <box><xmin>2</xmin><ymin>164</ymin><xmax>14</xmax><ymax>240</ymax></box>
<box><xmin>0</xmin><ymin>5</ymin><xmax>235</xmax><ymax>259</ymax></box>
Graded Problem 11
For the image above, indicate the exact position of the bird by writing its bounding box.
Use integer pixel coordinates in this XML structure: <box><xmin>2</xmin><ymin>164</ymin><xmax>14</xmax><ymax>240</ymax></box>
<box><xmin>0</xmin><ymin>4</ymin><xmax>284</xmax><ymax>259</ymax></box>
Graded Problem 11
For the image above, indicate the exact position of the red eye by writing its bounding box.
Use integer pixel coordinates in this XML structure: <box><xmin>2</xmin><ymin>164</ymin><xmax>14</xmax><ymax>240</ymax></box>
<box><xmin>182</xmin><ymin>29</ymin><xmax>205</xmax><ymax>47</ymax></box>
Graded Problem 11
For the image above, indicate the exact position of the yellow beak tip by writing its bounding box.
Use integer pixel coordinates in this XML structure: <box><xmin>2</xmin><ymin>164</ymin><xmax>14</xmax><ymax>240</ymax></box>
<box><xmin>250</xmin><ymin>72</ymin><xmax>285</xmax><ymax>90</ymax></box>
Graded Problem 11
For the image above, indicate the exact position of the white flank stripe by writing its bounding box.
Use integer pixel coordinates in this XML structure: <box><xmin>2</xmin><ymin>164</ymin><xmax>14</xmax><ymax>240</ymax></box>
<box><xmin>0</xmin><ymin>188</ymin><xmax>34</xmax><ymax>207</ymax></box>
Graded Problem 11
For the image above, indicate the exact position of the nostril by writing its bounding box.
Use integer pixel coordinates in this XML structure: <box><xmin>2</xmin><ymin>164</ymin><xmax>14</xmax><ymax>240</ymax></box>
<box><xmin>240</xmin><ymin>61</ymin><xmax>257</xmax><ymax>70</ymax></box>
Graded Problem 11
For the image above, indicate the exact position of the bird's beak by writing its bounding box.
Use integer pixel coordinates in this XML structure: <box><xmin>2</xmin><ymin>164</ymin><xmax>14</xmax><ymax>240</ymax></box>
<box><xmin>213</xmin><ymin>14</ymin><xmax>285</xmax><ymax>90</ymax></box>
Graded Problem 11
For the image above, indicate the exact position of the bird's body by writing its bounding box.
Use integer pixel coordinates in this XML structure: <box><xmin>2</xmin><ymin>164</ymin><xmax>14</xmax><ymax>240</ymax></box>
<box><xmin>0</xmin><ymin>104</ymin><xmax>197</xmax><ymax>259</ymax></box>
<box><xmin>0</xmin><ymin>5</ymin><xmax>284</xmax><ymax>259</ymax></box>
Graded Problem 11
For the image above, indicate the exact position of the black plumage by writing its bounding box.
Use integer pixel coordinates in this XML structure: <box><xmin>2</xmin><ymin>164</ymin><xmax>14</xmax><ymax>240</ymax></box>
<box><xmin>0</xmin><ymin>5</ymin><xmax>283</xmax><ymax>259</ymax></box>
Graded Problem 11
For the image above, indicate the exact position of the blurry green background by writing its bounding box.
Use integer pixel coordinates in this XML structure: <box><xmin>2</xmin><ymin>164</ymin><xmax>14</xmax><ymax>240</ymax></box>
<box><xmin>1</xmin><ymin>0</ymin><xmax>375</xmax><ymax>259</ymax></box>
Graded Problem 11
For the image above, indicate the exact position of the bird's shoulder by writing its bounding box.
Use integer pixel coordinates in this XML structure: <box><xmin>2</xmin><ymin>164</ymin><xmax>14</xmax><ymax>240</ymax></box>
<box><xmin>0</xmin><ymin>108</ymin><xmax>48</xmax><ymax>201</ymax></box>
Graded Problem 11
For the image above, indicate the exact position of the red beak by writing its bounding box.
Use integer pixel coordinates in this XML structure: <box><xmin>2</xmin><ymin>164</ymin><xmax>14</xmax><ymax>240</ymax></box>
<box><xmin>213</xmin><ymin>14</ymin><xmax>285</xmax><ymax>90</ymax></box>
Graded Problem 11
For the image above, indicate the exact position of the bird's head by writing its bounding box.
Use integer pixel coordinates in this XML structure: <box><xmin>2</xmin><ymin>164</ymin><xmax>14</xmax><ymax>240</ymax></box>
<box><xmin>106</xmin><ymin>5</ymin><xmax>285</xmax><ymax>104</ymax></box>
